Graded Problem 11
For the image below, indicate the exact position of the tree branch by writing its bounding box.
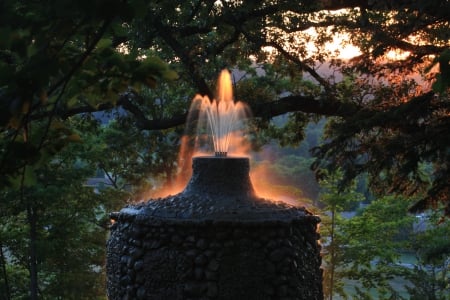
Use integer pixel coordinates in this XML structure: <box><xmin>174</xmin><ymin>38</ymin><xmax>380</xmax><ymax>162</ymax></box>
<box><xmin>251</xmin><ymin>95</ymin><xmax>359</xmax><ymax>119</ymax></box>
<box><xmin>152</xmin><ymin>19</ymin><xmax>213</xmax><ymax>99</ymax></box>
<box><xmin>56</xmin><ymin>92</ymin><xmax>360</xmax><ymax>130</ymax></box>
<box><xmin>47</xmin><ymin>19</ymin><xmax>113</xmax><ymax>97</ymax></box>
<box><xmin>130</xmin><ymin>94</ymin><xmax>360</xmax><ymax>130</ymax></box>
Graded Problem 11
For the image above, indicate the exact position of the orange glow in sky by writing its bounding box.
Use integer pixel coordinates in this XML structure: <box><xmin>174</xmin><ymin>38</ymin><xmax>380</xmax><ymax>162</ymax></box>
<box><xmin>302</xmin><ymin>27</ymin><xmax>362</xmax><ymax>60</ymax></box>
<box><xmin>325</xmin><ymin>33</ymin><xmax>362</xmax><ymax>59</ymax></box>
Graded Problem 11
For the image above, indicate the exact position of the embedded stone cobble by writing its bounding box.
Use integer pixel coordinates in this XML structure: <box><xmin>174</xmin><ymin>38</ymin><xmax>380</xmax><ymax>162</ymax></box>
<box><xmin>106</xmin><ymin>157</ymin><xmax>323</xmax><ymax>299</ymax></box>
<box><xmin>118</xmin><ymin>193</ymin><xmax>317</xmax><ymax>221</ymax></box>
<box><xmin>106</xmin><ymin>208</ymin><xmax>322</xmax><ymax>300</ymax></box>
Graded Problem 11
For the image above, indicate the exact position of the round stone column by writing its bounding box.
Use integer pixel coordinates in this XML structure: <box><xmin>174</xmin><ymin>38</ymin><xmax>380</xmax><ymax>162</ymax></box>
<box><xmin>106</xmin><ymin>157</ymin><xmax>323</xmax><ymax>299</ymax></box>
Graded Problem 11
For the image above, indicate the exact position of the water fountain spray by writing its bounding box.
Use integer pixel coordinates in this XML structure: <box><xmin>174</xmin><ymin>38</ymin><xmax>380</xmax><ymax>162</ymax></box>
<box><xmin>191</xmin><ymin>69</ymin><xmax>250</xmax><ymax>158</ymax></box>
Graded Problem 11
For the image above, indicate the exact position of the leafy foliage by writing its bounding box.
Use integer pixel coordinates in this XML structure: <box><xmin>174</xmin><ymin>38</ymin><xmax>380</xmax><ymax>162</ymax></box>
<box><xmin>0</xmin><ymin>0</ymin><xmax>178</xmax><ymax>187</ymax></box>
<box><xmin>319</xmin><ymin>171</ymin><xmax>365</xmax><ymax>299</ymax></box>
<box><xmin>0</xmin><ymin>0</ymin><xmax>449</xmax><ymax>298</ymax></box>
<box><xmin>0</xmin><ymin>139</ymin><xmax>113</xmax><ymax>299</ymax></box>
<box><xmin>1</xmin><ymin>0</ymin><xmax>449</xmax><ymax>214</ymax></box>
<box><xmin>323</xmin><ymin>193</ymin><xmax>450</xmax><ymax>299</ymax></box>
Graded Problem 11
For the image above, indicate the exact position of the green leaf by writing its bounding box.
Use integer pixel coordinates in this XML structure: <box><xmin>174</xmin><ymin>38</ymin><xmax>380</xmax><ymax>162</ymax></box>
<box><xmin>133</xmin><ymin>56</ymin><xmax>178</xmax><ymax>88</ymax></box>
<box><xmin>7</xmin><ymin>167</ymin><xmax>37</xmax><ymax>189</ymax></box>
<box><xmin>96</xmin><ymin>38</ymin><xmax>113</xmax><ymax>49</ymax></box>
<box><xmin>162</xmin><ymin>69</ymin><xmax>179</xmax><ymax>81</ymax></box>
<box><xmin>50</xmin><ymin>119</ymin><xmax>68</xmax><ymax>131</ymax></box>
<box><xmin>66</xmin><ymin>96</ymin><xmax>79</xmax><ymax>108</ymax></box>
<box><xmin>66</xmin><ymin>133</ymin><xmax>82</xmax><ymax>143</ymax></box>
<box><xmin>23</xmin><ymin>166</ymin><xmax>37</xmax><ymax>187</ymax></box>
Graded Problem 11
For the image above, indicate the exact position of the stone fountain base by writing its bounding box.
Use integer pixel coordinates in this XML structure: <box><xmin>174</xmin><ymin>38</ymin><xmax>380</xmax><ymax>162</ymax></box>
<box><xmin>107</xmin><ymin>213</ymin><xmax>322</xmax><ymax>300</ymax></box>
<box><xmin>106</xmin><ymin>157</ymin><xmax>323</xmax><ymax>300</ymax></box>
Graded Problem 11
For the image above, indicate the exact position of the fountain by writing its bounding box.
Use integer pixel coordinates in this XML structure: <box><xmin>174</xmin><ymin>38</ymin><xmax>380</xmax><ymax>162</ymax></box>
<box><xmin>106</xmin><ymin>70</ymin><xmax>323</xmax><ymax>299</ymax></box>
<box><xmin>191</xmin><ymin>69</ymin><xmax>250</xmax><ymax>158</ymax></box>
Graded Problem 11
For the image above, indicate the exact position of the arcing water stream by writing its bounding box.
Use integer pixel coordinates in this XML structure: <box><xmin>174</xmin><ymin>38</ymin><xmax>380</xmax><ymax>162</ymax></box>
<box><xmin>189</xmin><ymin>69</ymin><xmax>251</xmax><ymax>157</ymax></box>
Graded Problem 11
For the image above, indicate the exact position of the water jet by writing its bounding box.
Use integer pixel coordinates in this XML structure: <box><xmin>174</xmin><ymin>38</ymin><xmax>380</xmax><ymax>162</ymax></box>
<box><xmin>106</xmin><ymin>70</ymin><xmax>323</xmax><ymax>299</ymax></box>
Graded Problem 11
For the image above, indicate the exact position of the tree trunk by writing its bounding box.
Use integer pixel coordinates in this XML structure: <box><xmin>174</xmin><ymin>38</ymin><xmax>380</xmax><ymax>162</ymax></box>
<box><xmin>0</xmin><ymin>241</ymin><xmax>11</xmax><ymax>300</ymax></box>
<box><xmin>27</xmin><ymin>204</ymin><xmax>39</xmax><ymax>300</ymax></box>
<box><xmin>328</xmin><ymin>207</ymin><xmax>336</xmax><ymax>300</ymax></box>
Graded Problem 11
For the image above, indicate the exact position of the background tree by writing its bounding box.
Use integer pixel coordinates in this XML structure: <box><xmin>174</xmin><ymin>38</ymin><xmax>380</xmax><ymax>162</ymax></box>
<box><xmin>0</xmin><ymin>2</ymin><xmax>178</xmax><ymax>297</ymax></box>
<box><xmin>1</xmin><ymin>0</ymin><xmax>449</xmax><ymax>298</ymax></box>
<box><xmin>0</xmin><ymin>0</ymin><xmax>178</xmax><ymax>190</ymax></box>
<box><xmin>1</xmin><ymin>0</ymin><xmax>449</xmax><ymax>214</ymax></box>
<box><xmin>0</xmin><ymin>112</ymin><xmax>185</xmax><ymax>298</ymax></box>
<box><xmin>318</xmin><ymin>171</ymin><xmax>364</xmax><ymax>299</ymax></box>
<box><xmin>0</xmin><ymin>129</ymin><xmax>113</xmax><ymax>299</ymax></box>
<box><xmin>338</xmin><ymin>196</ymin><xmax>416</xmax><ymax>299</ymax></box>
<box><xmin>328</xmin><ymin>195</ymin><xmax>449</xmax><ymax>299</ymax></box>
<box><xmin>406</xmin><ymin>210</ymin><xmax>450</xmax><ymax>300</ymax></box>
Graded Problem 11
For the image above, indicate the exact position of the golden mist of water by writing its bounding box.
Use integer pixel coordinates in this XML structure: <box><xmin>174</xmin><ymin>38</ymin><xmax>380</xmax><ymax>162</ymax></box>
<box><xmin>198</xmin><ymin>69</ymin><xmax>249</xmax><ymax>156</ymax></box>
<box><xmin>250</xmin><ymin>162</ymin><xmax>299</xmax><ymax>203</ymax></box>
<box><xmin>217</xmin><ymin>69</ymin><xmax>233</xmax><ymax>103</ymax></box>
<box><xmin>146</xmin><ymin>69</ymin><xmax>305</xmax><ymax>206</ymax></box>
<box><xmin>146</xmin><ymin>69</ymin><xmax>252</xmax><ymax>198</ymax></box>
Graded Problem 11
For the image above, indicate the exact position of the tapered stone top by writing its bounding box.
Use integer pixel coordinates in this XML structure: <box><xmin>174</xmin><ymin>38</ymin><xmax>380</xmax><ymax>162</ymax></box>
<box><xmin>182</xmin><ymin>156</ymin><xmax>256</xmax><ymax>199</ymax></box>
<box><xmin>114</xmin><ymin>156</ymin><xmax>318</xmax><ymax>222</ymax></box>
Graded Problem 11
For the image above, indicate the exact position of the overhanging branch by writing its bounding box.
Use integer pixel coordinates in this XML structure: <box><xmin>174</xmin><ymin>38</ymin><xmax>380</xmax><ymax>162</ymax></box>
<box><xmin>56</xmin><ymin>92</ymin><xmax>360</xmax><ymax>130</ymax></box>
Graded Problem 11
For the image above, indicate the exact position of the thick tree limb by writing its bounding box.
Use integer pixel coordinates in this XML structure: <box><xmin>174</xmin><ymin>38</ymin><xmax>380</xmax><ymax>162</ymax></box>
<box><xmin>131</xmin><ymin>95</ymin><xmax>361</xmax><ymax>130</ymax></box>
<box><xmin>251</xmin><ymin>95</ymin><xmax>359</xmax><ymax>119</ymax></box>
<box><xmin>56</xmin><ymin>92</ymin><xmax>360</xmax><ymax>130</ymax></box>
<box><xmin>318</xmin><ymin>0</ymin><xmax>450</xmax><ymax>18</ymax></box>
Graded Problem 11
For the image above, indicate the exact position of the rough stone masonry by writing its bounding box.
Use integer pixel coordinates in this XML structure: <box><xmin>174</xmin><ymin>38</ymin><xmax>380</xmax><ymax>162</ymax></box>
<box><xmin>106</xmin><ymin>157</ymin><xmax>323</xmax><ymax>300</ymax></box>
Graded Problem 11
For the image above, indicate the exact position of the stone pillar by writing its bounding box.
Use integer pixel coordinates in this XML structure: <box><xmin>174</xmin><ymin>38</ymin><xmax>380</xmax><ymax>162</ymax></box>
<box><xmin>106</xmin><ymin>157</ymin><xmax>323</xmax><ymax>299</ymax></box>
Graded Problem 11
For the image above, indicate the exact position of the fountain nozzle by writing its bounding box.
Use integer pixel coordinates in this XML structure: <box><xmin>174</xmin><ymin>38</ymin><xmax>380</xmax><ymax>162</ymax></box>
<box><xmin>215</xmin><ymin>151</ymin><xmax>227</xmax><ymax>157</ymax></box>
